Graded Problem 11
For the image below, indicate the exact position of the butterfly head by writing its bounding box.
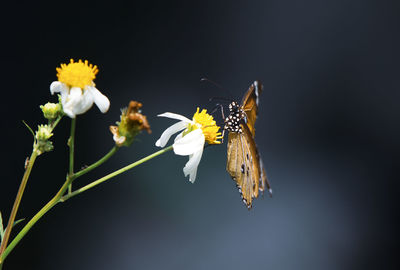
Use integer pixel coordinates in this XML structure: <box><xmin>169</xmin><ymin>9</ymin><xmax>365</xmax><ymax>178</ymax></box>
<box><xmin>228</xmin><ymin>101</ymin><xmax>240</xmax><ymax>112</ymax></box>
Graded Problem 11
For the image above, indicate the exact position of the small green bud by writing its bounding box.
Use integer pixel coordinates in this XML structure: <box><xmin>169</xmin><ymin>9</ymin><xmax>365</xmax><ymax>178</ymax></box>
<box><xmin>34</xmin><ymin>124</ymin><xmax>54</xmax><ymax>154</ymax></box>
<box><xmin>40</xmin><ymin>102</ymin><xmax>62</xmax><ymax>120</ymax></box>
<box><xmin>37</xmin><ymin>140</ymin><xmax>54</xmax><ymax>154</ymax></box>
<box><xmin>35</xmin><ymin>125</ymin><xmax>53</xmax><ymax>141</ymax></box>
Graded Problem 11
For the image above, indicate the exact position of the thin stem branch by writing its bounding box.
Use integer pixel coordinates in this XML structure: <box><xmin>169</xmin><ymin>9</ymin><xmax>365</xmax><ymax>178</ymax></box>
<box><xmin>0</xmin><ymin>150</ymin><xmax>39</xmax><ymax>262</ymax></box>
<box><xmin>0</xmin><ymin>173</ymin><xmax>72</xmax><ymax>264</ymax></box>
<box><xmin>0</xmin><ymin>145</ymin><xmax>172</xmax><ymax>264</ymax></box>
<box><xmin>72</xmin><ymin>146</ymin><xmax>120</xmax><ymax>179</ymax></box>
<box><xmin>69</xmin><ymin>118</ymin><xmax>76</xmax><ymax>175</ymax></box>
<box><xmin>51</xmin><ymin>116</ymin><xmax>63</xmax><ymax>130</ymax></box>
<box><xmin>61</xmin><ymin>145</ymin><xmax>173</xmax><ymax>202</ymax></box>
<box><xmin>0</xmin><ymin>115</ymin><xmax>63</xmax><ymax>267</ymax></box>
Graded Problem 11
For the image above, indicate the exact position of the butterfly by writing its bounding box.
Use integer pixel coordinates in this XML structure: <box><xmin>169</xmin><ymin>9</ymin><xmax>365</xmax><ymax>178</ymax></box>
<box><xmin>223</xmin><ymin>80</ymin><xmax>272</xmax><ymax>209</ymax></box>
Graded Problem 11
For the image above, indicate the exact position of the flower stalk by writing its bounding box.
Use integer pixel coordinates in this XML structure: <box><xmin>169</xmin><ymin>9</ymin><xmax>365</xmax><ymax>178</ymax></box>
<box><xmin>0</xmin><ymin>114</ymin><xmax>63</xmax><ymax>265</ymax></box>
<box><xmin>0</xmin><ymin>150</ymin><xmax>39</xmax><ymax>262</ymax></box>
<box><xmin>68</xmin><ymin>118</ymin><xmax>76</xmax><ymax>194</ymax></box>
<box><xmin>61</xmin><ymin>145</ymin><xmax>173</xmax><ymax>201</ymax></box>
<box><xmin>0</xmin><ymin>145</ymin><xmax>172</xmax><ymax>265</ymax></box>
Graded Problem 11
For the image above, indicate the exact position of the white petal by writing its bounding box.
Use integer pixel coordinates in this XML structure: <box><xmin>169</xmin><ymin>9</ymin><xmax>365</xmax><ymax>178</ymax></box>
<box><xmin>63</xmin><ymin>108</ymin><xmax>75</xmax><ymax>118</ymax></box>
<box><xmin>60</xmin><ymin>91</ymin><xmax>68</xmax><ymax>106</ymax></box>
<box><xmin>183</xmin><ymin>147</ymin><xmax>204</xmax><ymax>183</ymax></box>
<box><xmin>157</xmin><ymin>112</ymin><xmax>192</xmax><ymax>123</ymax></box>
<box><xmin>174</xmin><ymin>131</ymin><xmax>184</xmax><ymax>142</ymax></box>
<box><xmin>75</xmin><ymin>88</ymin><xmax>94</xmax><ymax>115</ymax></box>
<box><xmin>87</xmin><ymin>86</ymin><xmax>110</xmax><ymax>113</ymax></box>
<box><xmin>50</xmin><ymin>81</ymin><xmax>68</xmax><ymax>104</ymax></box>
<box><xmin>173</xmin><ymin>129</ymin><xmax>205</xmax><ymax>155</ymax></box>
<box><xmin>155</xmin><ymin>121</ymin><xmax>187</xmax><ymax>147</ymax></box>
<box><xmin>67</xmin><ymin>87</ymin><xmax>82</xmax><ymax>100</ymax></box>
<box><xmin>50</xmin><ymin>81</ymin><xmax>67</xmax><ymax>95</ymax></box>
<box><xmin>62</xmin><ymin>87</ymin><xmax>83</xmax><ymax>118</ymax></box>
<box><xmin>113</xmin><ymin>134</ymin><xmax>126</xmax><ymax>145</ymax></box>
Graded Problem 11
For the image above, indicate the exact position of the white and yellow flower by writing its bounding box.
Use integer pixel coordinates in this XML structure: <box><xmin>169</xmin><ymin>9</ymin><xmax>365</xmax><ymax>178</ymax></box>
<box><xmin>50</xmin><ymin>59</ymin><xmax>110</xmax><ymax>118</ymax></box>
<box><xmin>156</xmin><ymin>108</ymin><xmax>222</xmax><ymax>183</ymax></box>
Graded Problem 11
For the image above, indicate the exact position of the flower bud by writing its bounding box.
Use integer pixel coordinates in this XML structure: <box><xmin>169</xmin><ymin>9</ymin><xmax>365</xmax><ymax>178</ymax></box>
<box><xmin>40</xmin><ymin>102</ymin><xmax>62</xmax><ymax>120</ymax></box>
<box><xmin>35</xmin><ymin>125</ymin><xmax>54</xmax><ymax>154</ymax></box>
<box><xmin>35</xmin><ymin>125</ymin><xmax>53</xmax><ymax>141</ymax></box>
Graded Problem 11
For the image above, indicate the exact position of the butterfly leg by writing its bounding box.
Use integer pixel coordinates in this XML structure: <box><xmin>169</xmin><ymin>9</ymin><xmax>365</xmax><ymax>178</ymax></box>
<box><xmin>210</xmin><ymin>103</ymin><xmax>226</xmax><ymax>119</ymax></box>
<box><xmin>220</xmin><ymin>103</ymin><xmax>225</xmax><ymax>120</ymax></box>
<box><xmin>210</xmin><ymin>104</ymin><xmax>227</xmax><ymax>143</ymax></box>
<box><xmin>221</xmin><ymin>128</ymin><xmax>225</xmax><ymax>144</ymax></box>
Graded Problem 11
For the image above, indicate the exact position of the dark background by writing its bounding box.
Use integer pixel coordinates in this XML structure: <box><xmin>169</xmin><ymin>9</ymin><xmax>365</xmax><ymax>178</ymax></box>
<box><xmin>1</xmin><ymin>1</ymin><xmax>399</xmax><ymax>269</ymax></box>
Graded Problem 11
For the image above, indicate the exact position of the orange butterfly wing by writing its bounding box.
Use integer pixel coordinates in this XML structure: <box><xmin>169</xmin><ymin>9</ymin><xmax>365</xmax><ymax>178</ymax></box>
<box><xmin>226</xmin><ymin>124</ymin><xmax>262</xmax><ymax>208</ymax></box>
<box><xmin>241</xmin><ymin>80</ymin><xmax>262</xmax><ymax>137</ymax></box>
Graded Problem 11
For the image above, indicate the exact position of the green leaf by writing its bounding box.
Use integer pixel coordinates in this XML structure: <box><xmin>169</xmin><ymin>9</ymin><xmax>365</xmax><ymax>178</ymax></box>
<box><xmin>0</xmin><ymin>211</ymin><xmax>4</xmax><ymax>242</ymax></box>
<box><xmin>22</xmin><ymin>120</ymin><xmax>35</xmax><ymax>138</ymax></box>
<box><xmin>0</xmin><ymin>217</ymin><xmax>25</xmax><ymax>244</ymax></box>
<box><xmin>12</xmin><ymin>219</ymin><xmax>25</xmax><ymax>228</ymax></box>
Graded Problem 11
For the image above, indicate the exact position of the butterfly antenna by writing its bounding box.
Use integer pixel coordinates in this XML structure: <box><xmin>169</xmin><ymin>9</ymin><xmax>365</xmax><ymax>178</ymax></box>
<box><xmin>200</xmin><ymin>77</ymin><xmax>235</xmax><ymax>100</ymax></box>
<box><xmin>208</xmin><ymin>96</ymin><xmax>232</xmax><ymax>103</ymax></box>
<box><xmin>200</xmin><ymin>77</ymin><xmax>224</xmax><ymax>89</ymax></box>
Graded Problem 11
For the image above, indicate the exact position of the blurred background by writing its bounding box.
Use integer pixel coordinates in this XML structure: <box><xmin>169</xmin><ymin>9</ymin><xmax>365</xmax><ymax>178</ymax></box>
<box><xmin>1</xmin><ymin>1</ymin><xmax>399</xmax><ymax>269</ymax></box>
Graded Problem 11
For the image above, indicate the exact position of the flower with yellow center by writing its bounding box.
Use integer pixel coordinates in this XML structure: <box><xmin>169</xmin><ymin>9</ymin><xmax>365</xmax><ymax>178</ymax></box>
<box><xmin>156</xmin><ymin>108</ymin><xmax>222</xmax><ymax>183</ymax></box>
<box><xmin>50</xmin><ymin>59</ymin><xmax>110</xmax><ymax>118</ymax></box>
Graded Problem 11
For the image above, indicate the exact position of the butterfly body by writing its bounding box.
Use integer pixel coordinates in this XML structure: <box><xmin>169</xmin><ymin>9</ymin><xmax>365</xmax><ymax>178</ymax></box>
<box><xmin>224</xmin><ymin>80</ymin><xmax>272</xmax><ymax>209</ymax></box>
<box><xmin>224</xmin><ymin>101</ymin><xmax>246</xmax><ymax>133</ymax></box>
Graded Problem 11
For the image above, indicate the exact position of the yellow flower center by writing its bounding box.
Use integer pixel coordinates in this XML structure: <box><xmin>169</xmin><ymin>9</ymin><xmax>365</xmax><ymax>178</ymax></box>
<box><xmin>56</xmin><ymin>59</ymin><xmax>98</xmax><ymax>89</ymax></box>
<box><xmin>191</xmin><ymin>108</ymin><xmax>222</xmax><ymax>144</ymax></box>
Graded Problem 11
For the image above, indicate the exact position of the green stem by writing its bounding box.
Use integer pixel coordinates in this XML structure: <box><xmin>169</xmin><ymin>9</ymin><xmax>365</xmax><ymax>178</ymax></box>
<box><xmin>68</xmin><ymin>118</ymin><xmax>76</xmax><ymax>194</ymax></box>
<box><xmin>73</xmin><ymin>146</ymin><xmax>119</xmax><ymax>179</ymax></box>
<box><xmin>0</xmin><ymin>145</ymin><xmax>172</xmax><ymax>263</ymax></box>
<box><xmin>0</xmin><ymin>173</ymin><xmax>72</xmax><ymax>265</ymax></box>
<box><xmin>50</xmin><ymin>115</ymin><xmax>63</xmax><ymax>130</ymax></box>
<box><xmin>61</xmin><ymin>145</ymin><xmax>173</xmax><ymax>202</ymax></box>
<box><xmin>0</xmin><ymin>115</ymin><xmax>63</xmax><ymax>268</ymax></box>
<box><xmin>0</xmin><ymin>150</ymin><xmax>39</xmax><ymax>262</ymax></box>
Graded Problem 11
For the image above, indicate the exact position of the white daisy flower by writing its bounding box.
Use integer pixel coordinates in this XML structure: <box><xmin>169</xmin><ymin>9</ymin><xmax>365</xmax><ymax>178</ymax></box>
<box><xmin>156</xmin><ymin>108</ymin><xmax>222</xmax><ymax>183</ymax></box>
<box><xmin>50</xmin><ymin>59</ymin><xmax>110</xmax><ymax>118</ymax></box>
